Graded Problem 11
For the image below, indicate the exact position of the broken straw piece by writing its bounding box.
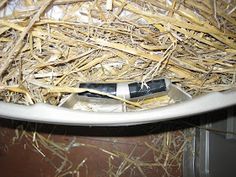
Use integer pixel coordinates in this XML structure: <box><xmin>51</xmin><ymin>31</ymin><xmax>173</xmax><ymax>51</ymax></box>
<box><xmin>106</xmin><ymin>0</ymin><xmax>113</xmax><ymax>11</ymax></box>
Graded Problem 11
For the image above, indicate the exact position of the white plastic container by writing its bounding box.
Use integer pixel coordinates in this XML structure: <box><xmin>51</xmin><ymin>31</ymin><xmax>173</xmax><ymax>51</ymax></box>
<box><xmin>0</xmin><ymin>90</ymin><xmax>236</xmax><ymax>126</ymax></box>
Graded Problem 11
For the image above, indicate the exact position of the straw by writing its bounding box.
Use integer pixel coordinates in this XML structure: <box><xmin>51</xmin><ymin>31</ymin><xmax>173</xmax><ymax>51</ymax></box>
<box><xmin>10</xmin><ymin>122</ymin><xmax>189</xmax><ymax>177</ymax></box>
<box><xmin>0</xmin><ymin>0</ymin><xmax>235</xmax><ymax>110</ymax></box>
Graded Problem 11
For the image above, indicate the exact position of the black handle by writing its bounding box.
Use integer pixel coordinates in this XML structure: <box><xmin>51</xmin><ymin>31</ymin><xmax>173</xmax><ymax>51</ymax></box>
<box><xmin>78</xmin><ymin>79</ymin><xmax>167</xmax><ymax>99</ymax></box>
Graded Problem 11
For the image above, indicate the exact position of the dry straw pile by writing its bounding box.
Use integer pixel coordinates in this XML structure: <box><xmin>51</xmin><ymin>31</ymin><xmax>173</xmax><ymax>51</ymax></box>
<box><xmin>0</xmin><ymin>0</ymin><xmax>235</xmax><ymax>108</ymax></box>
<box><xmin>1</xmin><ymin>1</ymin><xmax>231</xmax><ymax>175</ymax></box>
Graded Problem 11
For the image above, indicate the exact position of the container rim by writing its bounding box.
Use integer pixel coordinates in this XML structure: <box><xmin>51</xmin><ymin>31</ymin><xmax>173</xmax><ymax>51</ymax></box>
<box><xmin>0</xmin><ymin>91</ymin><xmax>236</xmax><ymax>126</ymax></box>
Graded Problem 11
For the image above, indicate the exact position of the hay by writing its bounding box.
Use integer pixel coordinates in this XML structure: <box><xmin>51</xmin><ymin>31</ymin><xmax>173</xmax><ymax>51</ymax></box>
<box><xmin>0</xmin><ymin>0</ymin><xmax>236</xmax><ymax>109</ymax></box>
<box><xmin>10</xmin><ymin>122</ymin><xmax>189</xmax><ymax>177</ymax></box>
<box><xmin>0</xmin><ymin>1</ymin><xmax>234</xmax><ymax>174</ymax></box>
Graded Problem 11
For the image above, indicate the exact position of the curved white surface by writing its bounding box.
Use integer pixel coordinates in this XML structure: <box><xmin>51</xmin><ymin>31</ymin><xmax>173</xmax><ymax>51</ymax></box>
<box><xmin>0</xmin><ymin>91</ymin><xmax>236</xmax><ymax>126</ymax></box>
